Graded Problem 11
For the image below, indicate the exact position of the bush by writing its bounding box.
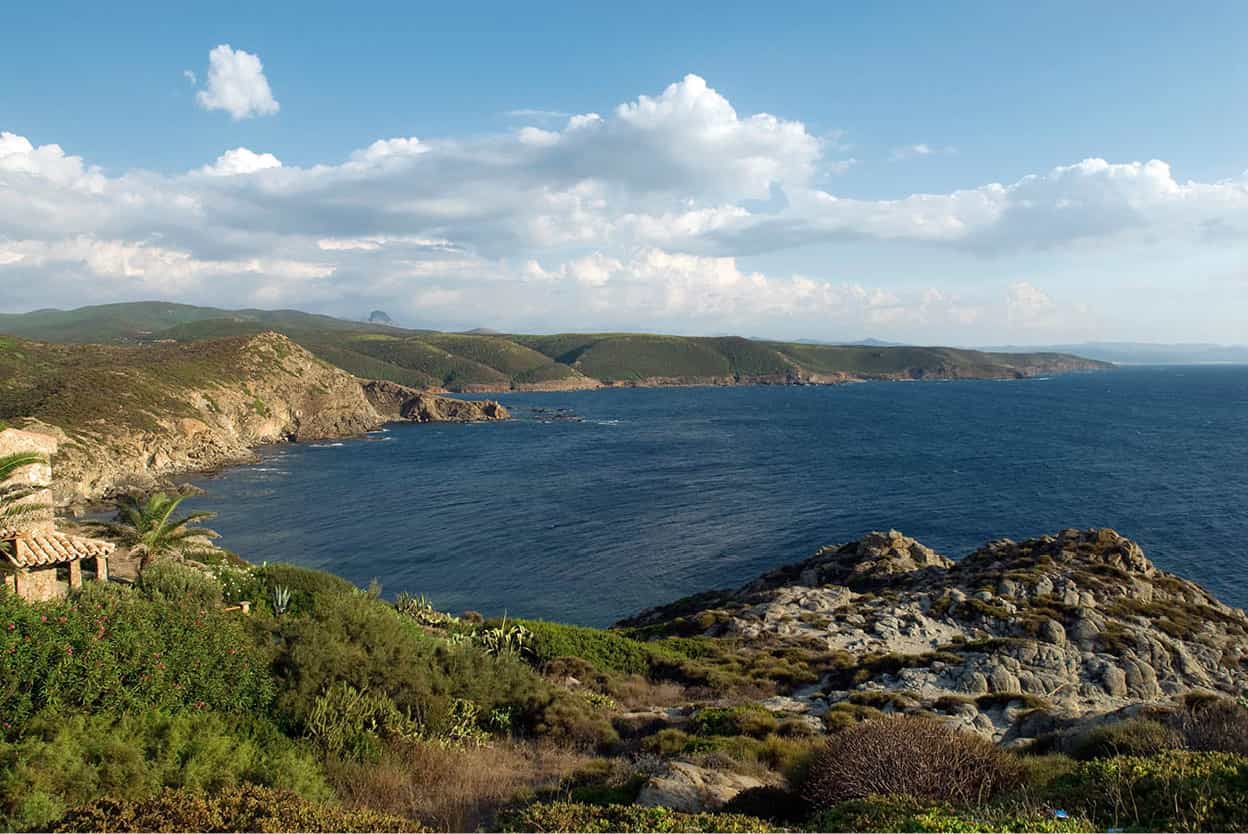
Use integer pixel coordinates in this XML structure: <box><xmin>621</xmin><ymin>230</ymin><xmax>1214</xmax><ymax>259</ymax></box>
<box><xmin>138</xmin><ymin>562</ymin><xmax>223</xmax><ymax>609</ymax></box>
<box><xmin>519</xmin><ymin>621</ymin><xmax>654</xmax><ymax>676</ymax></box>
<box><xmin>691</xmin><ymin>704</ymin><xmax>779</xmax><ymax>739</ymax></box>
<box><xmin>496</xmin><ymin>801</ymin><xmax>774</xmax><ymax>832</ymax></box>
<box><xmin>801</xmin><ymin>716</ymin><xmax>1022</xmax><ymax>809</ymax></box>
<box><xmin>1046</xmin><ymin>750</ymin><xmax>1248</xmax><ymax>832</ymax></box>
<box><xmin>257</xmin><ymin>563</ymin><xmax>357</xmax><ymax>614</ymax></box>
<box><xmin>1069</xmin><ymin>717</ymin><xmax>1182</xmax><ymax>760</ymax></box>
<box><xmin>722</xmin><ymin>785</ymin><xmax>811</xmax><ymax>824</ymax></box>
<box><xmin>305</xmin><ymin>681</ymin><xmax>421</xmax><ymax>760</ymax></box>
<box><xmin>810</xmin><ymin>796</ymin><xmax>1092</xmax><ymax>833</ymax></box>
<box><xmin>0</xmin><ymin>583</ymin><xmax>272</xmax><ymax>732</ymax></box>
<box><xmin>52</xmin><ymin>785</ymin><xmax>424</xmax><ymax>833</ymax></box>
<box><xmin>0</xmin><ymin>710</ymin><xmax>329</xmax><ymax>831</ymax></box>
<box><xmin>1173</xmin><ymin>694</ymin><xmax>1248</xmax><ymax>754</ymax></box>
<box><xmin>262</xmin><ymin>588</ymin><xmax>617</xmax><ymax>748</ymax></box>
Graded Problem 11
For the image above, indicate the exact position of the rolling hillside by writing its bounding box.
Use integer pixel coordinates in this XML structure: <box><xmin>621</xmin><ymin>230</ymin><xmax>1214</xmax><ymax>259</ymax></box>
<box><xmin>0</xmin><ymin>302</ymin><xmax>1111</xmax><ymax>392</ymax></box>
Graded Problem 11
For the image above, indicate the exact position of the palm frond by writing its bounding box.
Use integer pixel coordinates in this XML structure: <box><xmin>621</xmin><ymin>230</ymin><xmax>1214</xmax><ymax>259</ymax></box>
<box><xmin>0</xmin><ymin>452</ymin><xmax>45</xmax><ymax>482</ymax></box>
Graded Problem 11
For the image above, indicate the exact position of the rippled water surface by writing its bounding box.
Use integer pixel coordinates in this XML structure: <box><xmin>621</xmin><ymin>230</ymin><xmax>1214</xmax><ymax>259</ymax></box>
<box><xmin>186</xmin><ymin>365</ymin><xmax>1248</xmax><ymax>625</ymax></box>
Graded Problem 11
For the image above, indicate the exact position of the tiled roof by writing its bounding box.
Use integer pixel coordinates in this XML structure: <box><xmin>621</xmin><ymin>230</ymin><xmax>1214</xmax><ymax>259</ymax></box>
<box><xmin>0</xmin><ymin>528</ymin><xmax>115</xmax><ymax>568</ymax></box>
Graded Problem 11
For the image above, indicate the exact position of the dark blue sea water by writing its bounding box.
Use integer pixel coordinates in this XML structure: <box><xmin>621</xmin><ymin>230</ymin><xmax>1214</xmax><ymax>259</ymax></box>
<box><xmin>185</xmin><ymin>366</ymin><xmax>1248</xmax><ymax>626</ymax></box>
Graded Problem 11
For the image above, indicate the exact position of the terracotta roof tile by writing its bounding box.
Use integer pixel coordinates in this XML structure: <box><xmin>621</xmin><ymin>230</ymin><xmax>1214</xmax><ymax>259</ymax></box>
<box><xmin>1</xmin><ymin>529</ymin><xmax>115</xmax><ymax>568</ymax></box>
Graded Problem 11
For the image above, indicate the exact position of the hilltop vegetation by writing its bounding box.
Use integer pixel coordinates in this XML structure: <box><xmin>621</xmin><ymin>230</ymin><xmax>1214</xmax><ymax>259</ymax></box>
<box><xmin>0</xmin><ymin>302</ymin><xmax>1110</xmax><ymax>392</ymax></box>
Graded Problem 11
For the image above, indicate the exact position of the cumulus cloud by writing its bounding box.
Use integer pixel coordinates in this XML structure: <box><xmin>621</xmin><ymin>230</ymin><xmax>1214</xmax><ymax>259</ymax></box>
<box><xmin>3</xmin><ymin>74</ymin><xmax>1248</xmax><ymax>337</ymax></box>
<box><xmin>194</xmin><ymin>44</ymin><xmax>280</xmax><ymax>119</ymax></box>
<box><xmin>199</xmin><ymin>147</ymin><xmax>283</xmax><ymax>176</ymax></box>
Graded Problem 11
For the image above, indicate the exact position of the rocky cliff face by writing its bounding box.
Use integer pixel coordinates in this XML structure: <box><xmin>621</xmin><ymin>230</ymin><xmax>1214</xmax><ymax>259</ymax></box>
<box><xmin>622</xmin><ymin>528</ymin><xmax>1248</xmax><ymax>743</ymax></box>
<box><xmin>9</xmin><ymin>332</ymin><xmax>506</xmax><ymax>504</ymax></box>
<box><xmin>362</xmin><ymin>379</ymin><xmax>510</xmax><ymax>422</ymax></box>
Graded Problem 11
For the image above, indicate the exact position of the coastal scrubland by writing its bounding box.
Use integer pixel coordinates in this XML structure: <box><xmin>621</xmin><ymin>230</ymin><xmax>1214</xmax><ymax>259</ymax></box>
<box><xmin>3</xmin><ymin>526</ymin><xmax>1248</xmax><ymax>832</ymax></box>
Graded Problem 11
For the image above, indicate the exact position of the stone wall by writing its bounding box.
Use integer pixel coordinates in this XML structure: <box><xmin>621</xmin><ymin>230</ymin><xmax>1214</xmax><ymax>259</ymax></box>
<box><xmin>12</xmin><ymin>566</ymin><xmax>62</xmax><ymax>602</ymax></box>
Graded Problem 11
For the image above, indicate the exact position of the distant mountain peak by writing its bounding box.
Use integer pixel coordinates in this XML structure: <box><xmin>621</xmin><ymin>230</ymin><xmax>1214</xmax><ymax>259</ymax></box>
<box><xmin>367</xmin><ymin>310</ymin><xmax>393</xmax><ymax>324</ymax></box>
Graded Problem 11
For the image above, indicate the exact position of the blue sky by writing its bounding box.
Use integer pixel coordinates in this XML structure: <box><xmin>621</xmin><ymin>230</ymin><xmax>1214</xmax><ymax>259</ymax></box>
<box><xmin>2</xmin><ymin>1</ymin><xmax>1246</xmax><ymax>343</ymax></box>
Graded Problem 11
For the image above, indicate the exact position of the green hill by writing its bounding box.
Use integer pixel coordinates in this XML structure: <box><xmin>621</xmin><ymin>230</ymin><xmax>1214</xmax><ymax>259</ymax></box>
<box><xmin>0</xmin><ymin>302</ymin><xmax>1111</xmax><ymax>391</ymax></box>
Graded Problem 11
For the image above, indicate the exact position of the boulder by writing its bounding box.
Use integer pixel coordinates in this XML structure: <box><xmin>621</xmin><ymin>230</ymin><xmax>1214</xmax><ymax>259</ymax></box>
<box><xmin>637</xmin><ymin>761</ymin><xmax>770</xmax><ymax>813</ymax></box>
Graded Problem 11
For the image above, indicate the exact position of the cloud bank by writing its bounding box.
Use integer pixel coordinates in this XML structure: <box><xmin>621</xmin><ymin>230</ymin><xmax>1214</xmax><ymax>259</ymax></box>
<box><xmin>2</xmin><ymin>74</ymin><xmax>1247</xmax><ymax>339</ymax></box>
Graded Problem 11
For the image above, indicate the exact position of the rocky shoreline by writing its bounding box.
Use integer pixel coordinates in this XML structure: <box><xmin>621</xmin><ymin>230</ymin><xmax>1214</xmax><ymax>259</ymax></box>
<box><xmin>8</xmin><ymin>332</ymin><xmax>507</xmax><ymax>506</ymax></box>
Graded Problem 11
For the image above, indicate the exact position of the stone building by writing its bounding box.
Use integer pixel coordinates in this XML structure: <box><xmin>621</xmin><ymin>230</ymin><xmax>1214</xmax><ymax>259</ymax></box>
<box><xmin>0</xmin><ymin>427</ymin><xmax>114</xmax><ymax>602</ymax></box>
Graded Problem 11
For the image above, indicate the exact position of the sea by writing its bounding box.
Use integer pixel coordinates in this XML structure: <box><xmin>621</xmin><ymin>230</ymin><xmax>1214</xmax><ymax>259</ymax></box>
<box><xmin>184</xmin><ymin>365</ymin><xmax>1248</xmax><ymax>627</ymax></box>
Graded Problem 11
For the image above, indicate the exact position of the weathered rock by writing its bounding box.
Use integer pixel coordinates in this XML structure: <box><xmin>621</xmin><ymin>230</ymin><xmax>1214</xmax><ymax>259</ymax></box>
<box><xmin>636</xmin><ymin>761</ymin><xmax>770</xmax><ymax>813</ymax></box>
<box><xmin>621</xmin><ymin>528</ymin><xmax>1248</xmax><ymax>743</ymax></box>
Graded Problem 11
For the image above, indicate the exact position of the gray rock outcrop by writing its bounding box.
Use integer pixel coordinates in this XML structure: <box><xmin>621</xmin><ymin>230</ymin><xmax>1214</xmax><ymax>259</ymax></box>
<box><xmin>622</xmin><ymin>528</ymin><xmax>1248</xmax><ymax>742</ymax></box>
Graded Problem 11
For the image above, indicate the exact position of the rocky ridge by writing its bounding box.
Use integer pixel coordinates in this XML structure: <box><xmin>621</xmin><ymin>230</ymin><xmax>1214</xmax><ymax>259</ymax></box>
<box><xmin>622</xmin><ymin>528</ymin><xmax>1248</xmax><ymax>744</ymax></box>
<box><xmin>6</xmin><ymin>332</ymin><xmax>507</xmax><ymax>504</ymax></box>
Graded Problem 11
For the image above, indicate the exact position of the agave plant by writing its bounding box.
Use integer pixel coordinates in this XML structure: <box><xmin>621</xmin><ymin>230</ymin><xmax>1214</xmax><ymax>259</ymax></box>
<box><xmin>271</xmin><ymin>583</ymin><xmax>292</xmax><ymax>616</ymax></box>
<box><xmin>395</xmin><ymin>591</ymin><xmax>457</xmax><ymax>627</ymax></box>
<box><xmin>91</xmin><ymin>491</ymin><xmax>219</xmax><ymax>571</ymax></box>
<box><xmin>475</xmin><ymin>614</ymin><xmax>533</xmax><ymax>658</ymax></box>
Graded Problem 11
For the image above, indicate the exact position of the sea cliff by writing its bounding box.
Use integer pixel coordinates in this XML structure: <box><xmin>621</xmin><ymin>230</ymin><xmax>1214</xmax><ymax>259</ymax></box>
<box><xmin>0</xmin><ymin>331</ymin><xmax>507</xmax><ymax>503</ymax></box>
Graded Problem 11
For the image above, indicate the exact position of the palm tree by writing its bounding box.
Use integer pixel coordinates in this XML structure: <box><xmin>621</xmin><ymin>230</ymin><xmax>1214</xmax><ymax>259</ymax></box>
<box><xmin>93</xmin><ymin>492</ymin><xmax>219</xmax><ymax>571</ymax></box>
<box><xmin>0</xmin><ymin>451</ymin><xmax>50</xmax><ymax>530</ymax></box>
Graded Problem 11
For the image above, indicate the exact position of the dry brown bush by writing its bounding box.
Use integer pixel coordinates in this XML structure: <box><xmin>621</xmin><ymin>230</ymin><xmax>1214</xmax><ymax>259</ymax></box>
<box><xmin>326</xmin><ymin>738</ymin><xmax>594</xmax><ymax>832</ymax></box>
<box><xmin>801</xmin><ymin>715</ymin><xmax>1022</xmax><ymax>809</ymax></box>
<box><xmin>1174</xmin><ymin>694</ymin><xmax>1248</xmax><ymax>754</ymax></box>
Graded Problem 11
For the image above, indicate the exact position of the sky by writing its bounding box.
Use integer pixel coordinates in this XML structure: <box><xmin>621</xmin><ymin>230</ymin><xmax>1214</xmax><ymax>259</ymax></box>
<box><xmin>1</xmin><ymin>1</ymin><xmax>1247</xmax><ymax>345</ymax></box>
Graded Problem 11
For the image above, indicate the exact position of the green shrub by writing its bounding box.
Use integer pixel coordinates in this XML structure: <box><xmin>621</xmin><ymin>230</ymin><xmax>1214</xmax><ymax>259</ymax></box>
<box><xmin>640</xmin><ymin>727</ymin><xmax>693</xmax><ymax>756</ymax></box>
<box><xmin>1069</xmin><ymin>718</ymin><xmax>1182</xmax><ymax>760</ymax></box>
<box><xmin>305</xmin><ymin>682</ymin><xmax>421</xmax><ymax>760</ymax></box>
<box><xmin>1046</xmin><ymin>750</ymin><xmax>1248</xmax><ymax>832</ymax></box>
<box><xmin>52</xmin><ymin>784</ymin><xmax>424</xmax><ymax>833</ymax></box>
<box><xmin>257</xmin><ymin>563</ymin><xmax>356</xmax><ymax>614</ymax></box>
<box><xmin>691</xmin><ymin>704</ymin><xmax>779</xmax><ymax>739</ymax></box>
<box><xmin>810</xmin><ymin>796</ymin><xmax>1092</xmax><ymax>833</ymax></box>
<box><xmin>802</xmin><ymin>717</ymin><xmax>1022</xmax><ymax>809</ymax></box>
<box><xmin>496</xmin><ymin>801</ymin><xmax>774</xmax><ymax>832</ymax></box>
<box><xmin>206</xmin><ymin>562</ymin><xmax>266</xmax><ymax>606</ymax></box>
<box><xmin>138</xmin><ymin>562</ymin><xmax>223</xmax><ymax>609</ymax></box>
<box><xmin>262</xmin><ymin>588</ymin><xmax>616</xmax><ymax>748</ymax></box>
<box><xmin>0</xmin><ymin>583</ymin><xmax>272</xmax><ymax>732</ymax></box>
<box><xmin>0</xmin><ymin>710</ymin><xmax>329</xmax><ymax>831</ymax></box>
<box><xmin>519</xmin><ymin>620</ymin><xmax>654</xmax><ymax>676</ymax></box>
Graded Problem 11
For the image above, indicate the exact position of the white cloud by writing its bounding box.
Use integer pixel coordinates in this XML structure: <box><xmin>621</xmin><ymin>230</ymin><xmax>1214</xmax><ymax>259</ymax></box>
<box><xmin>194</xmin><ymin>44</ymin><xmax>280</xmax><ymax>120</ymax></box>
<box><xmin>182</xmin><ymin>69</ymin><xmax>197</xmax><ymax>85</ymax></box>
<box><xmin>199</xmin><ymin>147</ymin><xmax>283</xmax><ymax>176</ymax></box>
<box><xmin>3</xmin><ymin>74</ymin><xmax>1248</xmax><ymax>340</ymax></box>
